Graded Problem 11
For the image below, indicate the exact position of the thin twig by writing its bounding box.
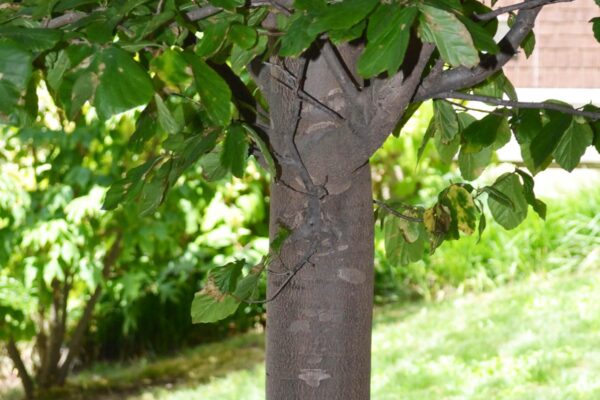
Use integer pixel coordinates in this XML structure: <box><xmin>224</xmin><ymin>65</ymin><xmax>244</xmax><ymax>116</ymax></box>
<box><xmin>444</xmin><ymin>99</ymin><xmax>506</xmax><ymax>116</ymax></box>
<box><xmin>474</xmin><ymin>0</ymin><xmax>573</xmax><ymax>21</ymax></box>
<box><xmin>243</xmin><ymin>249</ymin><xmax>317</xmax><ymax>304</ymax></box>
<box><xmin>373</xmin><ymin>199</ymin><xmax>423</xmax><ymax>223</ymax></box>
<box><xmin>155</xmin><ymin>0</ymin><xmax>165</xmax><ymax>15</ymax></box>
<box><xmin>435</xmin><ymin>91</ymin><xmax>600</xmax><ymax>120</ymax></box>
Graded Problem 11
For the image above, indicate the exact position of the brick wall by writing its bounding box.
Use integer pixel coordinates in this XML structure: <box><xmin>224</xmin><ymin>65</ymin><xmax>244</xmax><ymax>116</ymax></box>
<box><xmin>500</xmin><ymin>0</ymin><xmax>600</xmax><ymax>88</ymax></box>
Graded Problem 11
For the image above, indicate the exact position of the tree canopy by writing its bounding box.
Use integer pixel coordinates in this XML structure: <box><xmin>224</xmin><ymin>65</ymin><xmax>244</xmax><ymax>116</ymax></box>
<box><xmin>2</xmin><ymin>0</ymin><xmax>600</xmax><ymax>398</ymax></box>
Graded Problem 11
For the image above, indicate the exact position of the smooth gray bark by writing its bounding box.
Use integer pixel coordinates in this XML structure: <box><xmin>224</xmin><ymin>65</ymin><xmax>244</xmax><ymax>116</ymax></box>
<box><xmin>266</xmin><ymin>165</ymin><xmax>374</xmax><ymax>400</ymax></box>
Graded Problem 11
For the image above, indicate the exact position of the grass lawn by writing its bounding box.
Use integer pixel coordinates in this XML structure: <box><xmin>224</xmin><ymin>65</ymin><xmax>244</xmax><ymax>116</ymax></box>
<box><xmin>16</xmin><ymin>266</ymin><xmax>597</xmax><ymax>400</ymax></box>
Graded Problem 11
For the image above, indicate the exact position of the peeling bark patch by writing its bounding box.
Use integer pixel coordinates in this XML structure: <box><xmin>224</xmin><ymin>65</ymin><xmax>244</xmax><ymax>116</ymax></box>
<box><xmin>318</xmin><ymin>309</ymin><xmax>334</xmax><ymax>322</ymax></box>
<box><xmin>298</xmin><ymin>369</ymin><xmax>331</xmax><ymax>387</ymax></box>
<box><xmin>289</xmin><ymin>320</ymin><xmax>310</xmax><ymax>333</ymax></box>
<box><xmin>307</xmin><ymin>355</ymin><xmax>323</xmax><ymax>364</ymax></box>
<box><xmin>306</xmin><ymin>121</ymin><xmax>336</xmax><ymax>135</ymax></box>
<box><xmin>338</xmin><ymin>268</ymin><xmax>366</xmax><ymax>284</ymax></box>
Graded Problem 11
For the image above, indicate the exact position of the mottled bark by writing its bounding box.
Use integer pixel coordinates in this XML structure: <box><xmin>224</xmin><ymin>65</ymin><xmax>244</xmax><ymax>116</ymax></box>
<box><xmin>263</xmin><ymin>42</ymin><xmax>375</xmax><ymax>399</ymax></box>
<box><xmin>266</xmin><ymin>165</ymin><xmax>374</xmax><ymax>400</ymax></box>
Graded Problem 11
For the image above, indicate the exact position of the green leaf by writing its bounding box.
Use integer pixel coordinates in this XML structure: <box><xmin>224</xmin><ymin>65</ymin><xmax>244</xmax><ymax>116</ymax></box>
<box><xmin>243</xmin><ymin>124</ymin><xmax>276</xmax><ymax>175</ymax></box>
<box><xmin>150</xmin><ymin>49</ymin><xmax>192</xmax><ymax>91</ymax></box>
<box><xmin>493</xmin><ymin>116</ymin><xmax>511</xmax><ymax>150</ymax></box>
<box><xmin>328</xmin><ymin>20</ymin><xmax>366</xmax><ymax>44</ymax></box>
<box><xmin>83</xmin><ymin>9</ymin><xmax>121</xmax><ymax>43</ymax></box>
<box><xmin>271</xmin><ymin>224</ymin><xmax>291</xmax><ymax>254</ymax></box>
<box><xmin>210</xmin><ymin>260</ymin><xmax>245</xmax><ymax>294</ymax></box>
<box><xmin>434</xmin><ymin>126</ymin><xmax>460</xmax><ymax>164</ymax></box>
<box><xmin>200</xmin><ymin>149</ymin><xmax>229</xmax><ymax>181</ymax></box>
<box><xmin>221</xmin><ymin>124</ymin><xmax>249</xmax><ymax>178</ymax></box>
<box><xmin>154</xmin><ymin>94</ymin><xmax>181</xmax><ymax>135</ymax></box>
<box><xmin>191</xmin><ymin>290</ymin><xmax>240</xmax><ymax>324</ymax></box>
<box><xmin>102</xmin><ymin>157</ymin><xmax>161</xmax><ymax>210</ymax></box>
<box><xmin>583</xmin><ymin>104</ymin><xmax>600</xmax><ymax>153</ymax></box>
<box><xmin>279</xmin><ymin>14</ymin><xmax>319</xmax><ymax>56</ymax></box>
<box><xmin>208</xmin><ymin>0</ymin><xmax>244</xmax><ymax>10</ymax></box>
<box><xmin>234</xmin><ymin>263</ymin><xmax>265</xmax><ymax>300</ymax></box>
<box><xmin>384</xmin><ymin>215</ymin><xmax>425</xmax><ymax>266</ymax></box>
<box><xmin>530</xmin><ymin>109</ymin><xmax>573</xmax><ymax>169</ymax></box>
<box><xmin>46</xmin><ymin>49</ymin><xmax>70</xmax><ymax>92</ymax></box>
<box><xmin>357</xmin><ymin>6</ymin><xmax>417</xmax><ymax>77</ymax></box>
<box><xmin>515</xmin><ymin>169</ymin><xmax>546</xmax><ymax>219</ymax></box>
<box><xmin>68</xmin><ymin>71</ymin><xmax>96</xmax><ymax>120</ymax></box>
<box><xmin>458</xmin><ymin>145</ymin><xmax>492</xmax><ymax>181</ymax></box>
<box><xmin>138</xmin><ymin>174</ymin><xmax>167</xmax><ymax>216</ymax></box>
<box><xmin>129</xmin><ymin>103</ymin><xmax>160</xmax><ymax>153</ymax></box>
<box><xmin>433</xmin><ymin>100</ymin><xmax>459</xmax><ymax>143</ymax></box>
<box><xmin>0</xmin><ymin>27</ymin><xmax>62</xmax><ymax>52</ymax></box>
<box><xmin>592</xmin><ymin>17</ymin><xmax>600</xmax><ymax>43</ymax></box>
<box><xmin>552</xmin><ymin>119</ymin><xmax>594</xmax><ymax>172</ymax></box>
<box><xmin>487</xmin><ymin>173</ymin><xmax>528</xmax><ymax>230</ymax></box>
<box><xmin>94</xmin><ymin>47</ymin><xmax>154</xmax><ymax>120</ymax></box>
<box><xmin>457</xmin><ymin>15</ymin><xmax>498</xmax><ymax>54</ymax></box>
<box><xmin>195</xmin><ymin>22</ymin><xmax>229</xmax><ymax>58</ymax></box>
<box><xmin>307</xmin><ymin>0</ymin><xmax>378</xmax><ymax>36</ymax></box>
<box><xmin>418</xmin><ymin>5</ymin><xmax>479</xmax><ymax>67</ymax></box>
<box><xmin>457</xmin><ymin>111</ymin><xmax>477</xmax><ymax>130</ymax></box>
<box><xmin>186</xmin><ymin>54</ymin><xmax>233</xmax><ymax>127</ymax></box>
<box><xmin>481</xmin><ymin>186</ymin><xmax>514</xmax><ymax>210</ymax></box>
<box><xmin>229</xmin><ymin>24</ymin><xmax>257</xmax><ymax>50</ymax></box>
<box><xmin>230</xmin><ymin>36</ymin><xmax>268</xmax><ymax>74</ymax></box>
<box><xmin>462</xmin><ymin>114</ymin><xmax>506</xmax><ymax>151</ymax></box>
<box><xmin>513</xmin><ymin>109</ymin><xmax>542</xmax><ymax>144</ymax></box>
<box><xmin>477</xmin><ymin>212</ymin><xmax>486</xmax><ymax>243</ymax></box>
<box><xmin>0</xmin><ymin>40</ymin><xmax>32</xmax><ymax>90</ymax></box>
<box><xmin>417</xmin><ymin>118</ymin><xmax>436</xmax><ymax>162</ymax></box>
<box><xmin>0</xmin><ymin>40</ymin><xmax>33</xmax><ymax>115</ymax></box>
<box><xmin>0</xmin><ymin>77</ymin><xmax>21</xmax><ymax>116</ymax></box>
<box><xmin>473</xmin><ymin>71</ymin><xmax>517</xmax><ymax>101</ymax></box>
<box><xmin>521</xmin><ymin>31</ymin><xmax>536</xmax><ymax>58</ymax></box>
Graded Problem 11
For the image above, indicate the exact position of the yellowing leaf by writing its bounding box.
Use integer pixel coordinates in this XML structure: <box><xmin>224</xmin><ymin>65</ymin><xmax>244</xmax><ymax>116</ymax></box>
<box><xmin>445</xmin><ymin>185</ymin><xmax>477</xmax><ymax>235</ymax></box>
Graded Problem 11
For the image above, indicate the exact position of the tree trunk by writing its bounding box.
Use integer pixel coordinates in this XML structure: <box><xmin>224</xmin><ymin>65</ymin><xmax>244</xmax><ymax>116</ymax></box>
<box><xmin>260</xmin><ymin>40</ymin><xmax>379</xmax><ymax>399</ymax></box>
<box><xmin>7</xmin><ymin>338</ymin><xmax>35</xmax><ymax>400</ymax></box>
<box><xmin>266</xmin><ymin>163</ymin><xmax>374</xmax><ymax>399</ymax></box>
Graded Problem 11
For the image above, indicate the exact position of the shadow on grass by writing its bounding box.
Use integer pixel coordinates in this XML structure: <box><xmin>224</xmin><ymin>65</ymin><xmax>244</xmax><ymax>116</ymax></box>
<box><xmin>33</xmin><ymin>333</ymin><xmax>265</xmax><ymax>400</ymax></box>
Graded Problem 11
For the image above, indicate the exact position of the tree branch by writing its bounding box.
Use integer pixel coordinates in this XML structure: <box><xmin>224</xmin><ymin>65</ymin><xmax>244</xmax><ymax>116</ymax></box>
<box><xmin>184</xmin><ymin>5</ymin><xmax>222</xmax><ymax>21</ymax></box>
<box><xmin>7</xmin><ymin>338</ymin><xmax>34</xmax><ymax>400</ymax></box>
<box><xmin>57</xmin><ymin>233</ymin><xmax>122</xmax><ymax>384</ymax></box>
<box><xmin>45</xmin><ymin>2</ymin><xmax>276</xmax><ymax>29</ymax></box>
<box><xmin>444</xmin><ymin>99</ymin><xmax>506</xmax><ymax>116</ymax></box>
<box><xmin>373</xmin><ymin>199</ymin><xmax>423</xmax><ymax>223</ymax></box>
<box><xmin>366</xmin><ymin>42</ymin><xmax>436</xmax><ymax>155</ymax></box>
<box><xmin>434</xmin><ymin>91</ymin><xmax>600</xmax><ymax>120</ymax></box>
<box><xmin>46</xmin><ymin>11</ymin><xmax>86</xmax><ymax>28</ymax></box>
<box><xmin>413</xmin><ymin>7</ymin><xmax>542</xmax><ymax>102</ymax></box>
<box><xmin>474</xmin><ymin>0</ymin><xmax>573</xmax><ymax>21</ymax></box>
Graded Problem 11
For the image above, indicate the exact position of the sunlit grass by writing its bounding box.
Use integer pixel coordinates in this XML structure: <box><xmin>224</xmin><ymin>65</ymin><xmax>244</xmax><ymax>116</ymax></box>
<box><xmin>40</xmin><ymin>269</ymin><xmax>600</xmax><ymax>400</ymax></box>
<box><xmin>2</xmin><ymin>187</ymin><xmax>598</xmax><ymax>400</ymax></box>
